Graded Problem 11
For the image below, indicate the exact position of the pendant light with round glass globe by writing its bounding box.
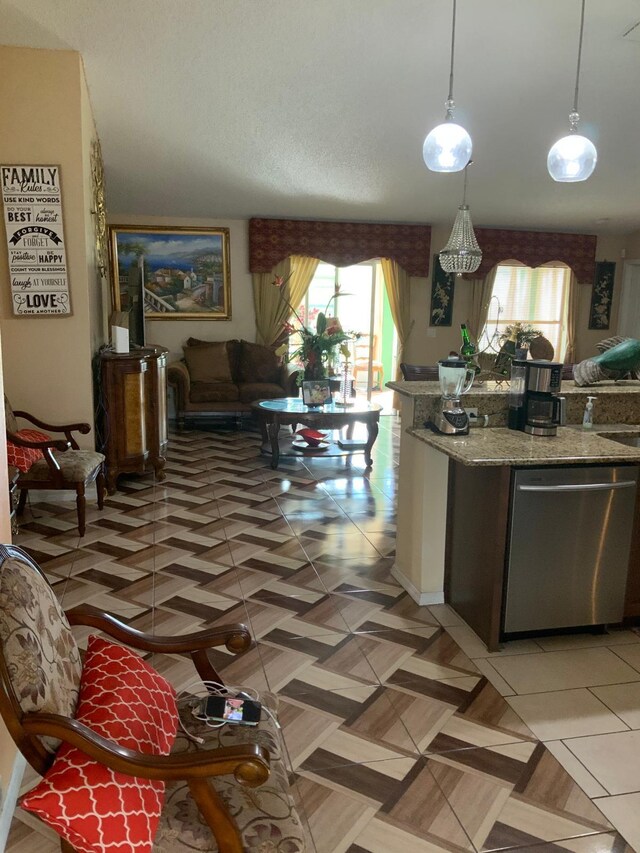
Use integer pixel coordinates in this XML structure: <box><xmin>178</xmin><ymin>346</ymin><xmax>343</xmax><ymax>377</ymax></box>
<box><xmin>423</xmin><ymin>0</ymin><xmax>472</xmax><ymax>173</ymax></box>
<box><xmin>547</xmin><ymin>0</ymin><xmax>597</xmax><ymax>182</ymax></box>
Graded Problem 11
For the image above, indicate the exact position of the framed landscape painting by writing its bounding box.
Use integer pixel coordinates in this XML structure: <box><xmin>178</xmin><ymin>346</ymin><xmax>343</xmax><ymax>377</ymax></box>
<box><xmin>109</xmin><ymin>225</ymin><xmax>231</xmax><ymax>320</ymax></box>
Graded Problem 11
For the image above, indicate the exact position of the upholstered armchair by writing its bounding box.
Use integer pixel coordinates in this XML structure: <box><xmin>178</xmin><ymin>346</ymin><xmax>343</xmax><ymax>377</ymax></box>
<box><xmin>4</xmin><ymin>397</ymin><xmax>105</xmax><ymax>536</ymax></box>
<box><xmin>0</xmin><ymin>545</ymin><xmax>306</xmax><ymax>853</ymax></box>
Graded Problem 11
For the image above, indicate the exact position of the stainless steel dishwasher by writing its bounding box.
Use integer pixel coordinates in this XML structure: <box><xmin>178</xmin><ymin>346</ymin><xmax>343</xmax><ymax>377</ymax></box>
<box><xmin>503</xmin><ymin>466</ymin><xmax>639</xmax><ymax>634</ymax></box>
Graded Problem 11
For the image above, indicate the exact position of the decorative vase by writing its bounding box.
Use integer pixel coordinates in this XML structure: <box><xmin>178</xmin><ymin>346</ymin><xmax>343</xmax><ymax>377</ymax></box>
<box><xmin>303</xmin><ymin>361</ymin><xmax>327</xmax><ymax>381</ymax></box>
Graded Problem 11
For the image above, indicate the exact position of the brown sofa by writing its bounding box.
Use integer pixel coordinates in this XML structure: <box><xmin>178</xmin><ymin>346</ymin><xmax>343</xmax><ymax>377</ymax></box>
<box><xmin>168</xmin><ymin>338</ymin><xmax>299</xmax><ymax>428</ymax></box>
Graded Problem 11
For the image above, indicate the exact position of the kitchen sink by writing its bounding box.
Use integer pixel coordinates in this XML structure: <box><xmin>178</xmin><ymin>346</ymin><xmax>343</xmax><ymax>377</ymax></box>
<box><xmin>601</xmin><ymin>434</ymin><xmax>640</xmax><ymax>447</ymax></box>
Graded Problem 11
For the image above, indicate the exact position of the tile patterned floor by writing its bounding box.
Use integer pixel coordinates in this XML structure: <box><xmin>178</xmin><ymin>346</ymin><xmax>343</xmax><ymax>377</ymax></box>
<box><xmin>5</xmin><ymin>420</ymin><xmax>640</xmax><ymax>852</ymax></box>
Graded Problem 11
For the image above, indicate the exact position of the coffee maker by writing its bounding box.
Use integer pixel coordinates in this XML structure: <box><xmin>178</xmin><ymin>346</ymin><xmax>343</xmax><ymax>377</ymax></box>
<box><xmin>431</xmin><ymin>357</ymin><xmax>475</xmax><ymax>435</ymax></box>
<box><xmin>508</xmin><ymin>360</ymin><xmax>566</xmax><ymax>436</ymax></box>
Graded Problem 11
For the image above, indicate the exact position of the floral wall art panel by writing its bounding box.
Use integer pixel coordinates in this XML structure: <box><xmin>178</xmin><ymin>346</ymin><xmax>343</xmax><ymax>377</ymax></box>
<box><xmin>429</xmin><ymin>255</ymin><xmax>455</xmax><ymax>327</ymax></box>
<box><xmin>588</xmin><ymin>260</ymin><xmax>615</xmax><ymax>330</ymax></box>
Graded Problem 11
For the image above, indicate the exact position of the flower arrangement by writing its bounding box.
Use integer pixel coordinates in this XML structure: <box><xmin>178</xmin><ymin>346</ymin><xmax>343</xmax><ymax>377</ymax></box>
<box><xmin>500</xmin><ymin>322</ymin><xmax>544</xmax><ymax>348</ymax></box>
<box><xmin>272</xmin><ymin>273</ymin><xmax>358</xmax><ymax>380</ymax></box>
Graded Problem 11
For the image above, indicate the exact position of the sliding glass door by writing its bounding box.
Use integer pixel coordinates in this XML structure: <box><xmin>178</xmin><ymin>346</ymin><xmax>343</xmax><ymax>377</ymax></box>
<box><xmin>293</xmin><ymin>261</ymin><xmax>396</xmax><ymax>407</ymax></box>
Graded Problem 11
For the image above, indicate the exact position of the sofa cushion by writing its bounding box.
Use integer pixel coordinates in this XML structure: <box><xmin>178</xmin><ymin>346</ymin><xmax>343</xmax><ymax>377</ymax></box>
<box><xmin>238</xmin><ymin>340</ymin><xmax>281</xmax><ymax>385</ymax></box>
<box><xmin>187</xmin><ymin>338</ymin><xmax>242</xmax><ymax>381</ymax></box>
<box><xmin>238</xmin><ymin>383</ymin><xmax>286</xmax><ymax>404</ymax></box>
<box><xmin>183</xmin><ymin>341</ymin><xmax>232</xmax><ymax>383</ymax></box>
<box><xmin>190</xmin><ymin>382</ymin><xmax>240</xmax><ymax>404</ymax></box>
<box><xmin>21</xmin><ymin>634</ymin><xmax>178</xmax><ymax>853</ymax></box>
<box><xmin>6</xmin><ymin>429</ymin><xmax>51</xmax><ymax>472</ymax></box>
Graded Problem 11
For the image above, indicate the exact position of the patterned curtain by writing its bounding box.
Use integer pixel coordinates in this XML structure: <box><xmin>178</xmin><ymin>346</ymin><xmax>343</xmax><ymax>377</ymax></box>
<box><xmin>380</xmin><ymin>259</ymin><xmax>413</xmax><ymax>408</ymax></box>
<box><xmin>252</xmin><ymin>255</ymin><xmax>319</xmax><ymax>346</ymax></box>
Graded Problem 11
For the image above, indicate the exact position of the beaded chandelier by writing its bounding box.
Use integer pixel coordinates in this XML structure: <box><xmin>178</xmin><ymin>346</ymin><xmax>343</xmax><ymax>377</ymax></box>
<box><xmin>439</xmin><ymin>165</ymin><xmax>482</xmax><ymax>275</ymax></box>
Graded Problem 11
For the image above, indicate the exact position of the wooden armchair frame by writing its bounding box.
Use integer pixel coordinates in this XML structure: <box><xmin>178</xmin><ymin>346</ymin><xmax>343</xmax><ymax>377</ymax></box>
<box><xmin>0</xmin><ymin>545</ymin><xmax>266</xmax><ymax>853</ymax></box>
<box><xmin>6</xmin><ymin>408</ymin><xmax>105</xmax><ymax>535</ymax></box>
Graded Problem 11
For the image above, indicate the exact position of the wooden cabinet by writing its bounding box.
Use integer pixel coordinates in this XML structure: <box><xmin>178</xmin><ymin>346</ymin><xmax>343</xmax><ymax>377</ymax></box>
<box><xmin>99</xmin><ymin>347</ymin><xmax>168</xmax><ymax>494</ymax></box>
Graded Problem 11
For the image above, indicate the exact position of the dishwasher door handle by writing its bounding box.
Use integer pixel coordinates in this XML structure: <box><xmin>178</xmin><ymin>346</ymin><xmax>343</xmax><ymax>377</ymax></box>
<box><xmin>518</xmin><ymin>481</ymin><xmax>637</xmax><ymax>493</ymax></box>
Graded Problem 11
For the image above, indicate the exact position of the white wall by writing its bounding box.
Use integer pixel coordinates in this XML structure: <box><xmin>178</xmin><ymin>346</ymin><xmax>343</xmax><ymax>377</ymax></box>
<box><xmin>0</xmin><ymin>47</ymin><xmax>100</xmax><ymax>447</ymax></box>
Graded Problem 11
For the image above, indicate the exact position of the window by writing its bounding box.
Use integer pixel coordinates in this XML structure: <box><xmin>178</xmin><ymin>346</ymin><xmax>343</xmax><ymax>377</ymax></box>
<box><xmin>481</xmin><ymin>264</ymin><xmax>571</xmax><ymax>359</ymax></box>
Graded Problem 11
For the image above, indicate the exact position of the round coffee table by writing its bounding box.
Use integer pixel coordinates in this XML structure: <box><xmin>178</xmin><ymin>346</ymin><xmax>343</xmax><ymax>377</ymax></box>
<box><xmin>251</xmin><ymin>398</ymin><xmax>382</xmax><ymax>470</ymax></box>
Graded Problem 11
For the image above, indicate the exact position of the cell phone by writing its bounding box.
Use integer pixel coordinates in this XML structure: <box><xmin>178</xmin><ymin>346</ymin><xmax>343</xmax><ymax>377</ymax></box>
<box><xmin>200</xmin><ymin>695</ymin><xmax>261</xmax><ymax>726</ymax></box>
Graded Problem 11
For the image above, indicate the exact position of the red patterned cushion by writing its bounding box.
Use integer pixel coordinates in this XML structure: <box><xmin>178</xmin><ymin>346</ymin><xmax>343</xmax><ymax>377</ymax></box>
<box><xmin>21</xmin><ymin>635</ymin><xmax>178</xmax><ymax>853</ymax></box>
<box><xmin>6</xmin><ymin>429</ymin><xmax>51</xmax><ymax>472</ymax></box>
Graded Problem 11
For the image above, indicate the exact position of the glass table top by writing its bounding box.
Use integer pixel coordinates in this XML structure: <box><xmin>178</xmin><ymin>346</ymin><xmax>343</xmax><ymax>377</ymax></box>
<box><xmin>254</xmin><ymin>397</ymin><xmax>381</xmax><ymax>414</ymax></box>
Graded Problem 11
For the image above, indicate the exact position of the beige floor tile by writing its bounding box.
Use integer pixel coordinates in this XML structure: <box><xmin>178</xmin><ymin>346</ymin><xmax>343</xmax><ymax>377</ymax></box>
<box><xmin>543</xmin><ymin>740</ymin><xmax>609</xmax><ymax>798</ymax></box>
<box><xmin>591</xmin><ymin>681</ymin><xmax>640</xmax><ymax>729</ymax></box>
<box><xmin>445</xmin><ymin>624</ymin><xmax>542</xmax><ymax>659</ymax></box>
<box><xmin>534</xmin><ymin>630</ymin><xmax>640</xmax><ymax>652</ymax></box>
<box><xmin>506</xmin><ymin>688</ymin><xmax>629</xmax><ymax>740</ymax></box>
<box><xmin>489</xmin><ymin>647</ymin><xmax>640</xmax><ymax>694</ymax></box>
<box><xmin>565</xmin><ymin>730</ymin><xmax>640</xmax><ymax>794</ymax></box>
<box><xmin>473</xmin><ymin>658</ymin><xmax>516</xmax><ymax>696</ymax></box>
<box><xmin>612</xmin><ymin>643</ymin><xmax>640</xmax><ymax>674</ymax></box>
<box><xmin>593</xmin><ymin>792</ymin><xmax>640</xmax><ymax>851</ymax></box>
<box><xmin>426</xmin><ymin>603</ymin><xmax>465</xmax><ymax>627</ymax></box>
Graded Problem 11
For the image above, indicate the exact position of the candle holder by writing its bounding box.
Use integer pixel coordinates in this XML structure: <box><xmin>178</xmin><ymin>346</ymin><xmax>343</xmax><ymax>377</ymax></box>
<box><xmin>334</xmin><ymin>359</ymin><xmax>355</xmax><ymax>407</ymax></box>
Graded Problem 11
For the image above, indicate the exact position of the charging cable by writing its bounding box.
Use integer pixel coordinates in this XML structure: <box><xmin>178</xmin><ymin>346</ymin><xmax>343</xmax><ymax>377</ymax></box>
<box><xmin>176</xmin><ymin>680</ymin><xmax>280</xmax><ymax>744</ymax></box>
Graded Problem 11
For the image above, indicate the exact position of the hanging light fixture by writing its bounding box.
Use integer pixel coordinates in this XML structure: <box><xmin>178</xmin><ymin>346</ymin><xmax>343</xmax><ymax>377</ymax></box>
<box><xmin>547</xmin><ymin>0</ymin><xmax>597</xmax><ymax>182</ymax></box>
<box><xmin>423</xmin><ymin>0</ymin><xmax>472</xmax><ymax>173</ymax></box>
<box><xmin>439</xmin><ymin>163</ymin><xmax>482</xmax><ymax>275</ymax></box>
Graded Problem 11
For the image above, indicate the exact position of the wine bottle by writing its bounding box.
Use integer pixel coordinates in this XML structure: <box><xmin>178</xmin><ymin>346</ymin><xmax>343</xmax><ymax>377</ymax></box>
<box><xmin>460</xmin><ymin>324</ymin><xmax>475</xmax><ymax>359</ymax></box>
<box><xmin>494</xmin><ymin>330</ymin><xmax>517</xmax><ymax>375</ymax></box>
<box><xmin>460</xmin><ymin>324</ymin><xmax>480</xmax><ymax>375</ymax></box>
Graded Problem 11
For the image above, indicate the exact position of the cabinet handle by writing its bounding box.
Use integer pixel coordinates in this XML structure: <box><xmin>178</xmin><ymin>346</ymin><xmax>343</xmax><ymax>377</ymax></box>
<box><xmin>518</xmin><ymin>481</ymin><xmax>637</xmax><ymax>493</ymax></box>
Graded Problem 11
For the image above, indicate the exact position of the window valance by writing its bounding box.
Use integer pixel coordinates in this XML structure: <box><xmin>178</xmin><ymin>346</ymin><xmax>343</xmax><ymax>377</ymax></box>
<box><xmin>249</xmin><ymin>218</ymin><xmax>432</xmax><ymax>278</ymax></box>
<box><xmin>473</xmin><ymin>228</ymin><xmax>597</xmax><ymax>282</ymax></box>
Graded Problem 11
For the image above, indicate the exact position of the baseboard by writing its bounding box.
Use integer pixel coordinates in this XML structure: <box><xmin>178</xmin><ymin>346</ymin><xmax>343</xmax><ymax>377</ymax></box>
<box><xmin>0</xmin><ymin>753</ymin><xmax>26</xmax><ymax>851</ymax></box>
<box><xmin>391</xmin><ymin>564</ymin><xmax>445</xmax><ymax>606</ymax></box>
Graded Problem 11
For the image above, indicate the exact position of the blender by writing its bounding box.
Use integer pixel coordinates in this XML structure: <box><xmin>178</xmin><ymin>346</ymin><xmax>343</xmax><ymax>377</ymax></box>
<box><xmin>432</xmin><ymin>357</ymin><xmax>475</xmax><ymax>435</ymax></box>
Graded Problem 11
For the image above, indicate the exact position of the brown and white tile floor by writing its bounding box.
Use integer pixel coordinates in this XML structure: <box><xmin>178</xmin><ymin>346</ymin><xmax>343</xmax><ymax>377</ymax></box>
<box><xmin>6</xmin><ymin>419</ymin><xmax>640</xmax><ymax>852</ymax></box>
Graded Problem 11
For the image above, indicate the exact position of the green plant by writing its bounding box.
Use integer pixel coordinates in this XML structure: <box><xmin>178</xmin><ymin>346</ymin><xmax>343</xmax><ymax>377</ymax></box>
<box><xmin>500</xmin><ymin>322</ymin><xmax>543</xmax><ymax>347</ymax></box>
<box><xmin>272</xmin><ymin>274</ymin><xmax>358</xmax><ymax>380</ymax></box>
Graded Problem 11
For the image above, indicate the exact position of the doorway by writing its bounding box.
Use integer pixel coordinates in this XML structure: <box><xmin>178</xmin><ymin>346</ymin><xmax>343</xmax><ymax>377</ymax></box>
<box><xmin>293</xmin><ymin>261</ymin><xmax>397</xmax><ymax>412</ymax></box>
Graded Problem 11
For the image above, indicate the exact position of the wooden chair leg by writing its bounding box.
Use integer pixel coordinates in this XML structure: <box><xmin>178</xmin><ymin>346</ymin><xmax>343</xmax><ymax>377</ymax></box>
<box><xmin>17</xmin><ymin>489</ymin><xmax>27</xmax><ymax>516</ymax></box>
<box><xmin>60</xmin><ymin>839</ymin><xmax>78</xmax><ymax>852</ymax></box>
<box><xmin>188</xmin><ymin>778</ymin><xmax>243</xmax><ymax>853</ymax></box>
<box><xmin>96</xmin><ymin>468</ymin><xmax>105</xmax><ymax>510</ymax></box>
<box><xmin>75</xmin><ymin>484</ymin><xmax>86</xmax><ymax>536</ymax></box>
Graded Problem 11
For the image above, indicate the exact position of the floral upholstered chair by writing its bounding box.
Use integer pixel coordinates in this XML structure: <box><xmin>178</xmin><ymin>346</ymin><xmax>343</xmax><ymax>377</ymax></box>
<box><xmin>4</xmin><ymin>396</ymin><xmax>105</xmax><ymax>536</ymax></box>
<box><xmin>0</xmin><ymin>545</ymin><xmax>306</xmax><ymax>853</ymax></box>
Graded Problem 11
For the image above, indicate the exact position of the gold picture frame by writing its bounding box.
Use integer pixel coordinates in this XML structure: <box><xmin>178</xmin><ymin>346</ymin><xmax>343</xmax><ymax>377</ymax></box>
<box><xmin>108</xmin><ymin>225</ymin><xmax>231</xmax><ymax>320</ymax></box>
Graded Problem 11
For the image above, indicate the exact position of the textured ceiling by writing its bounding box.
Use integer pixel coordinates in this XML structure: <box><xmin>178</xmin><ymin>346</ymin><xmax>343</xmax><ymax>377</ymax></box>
<box><xmin>2</xmin><ymin>0</ymin><xmax>640</xmax><ymax>234</ymax></box>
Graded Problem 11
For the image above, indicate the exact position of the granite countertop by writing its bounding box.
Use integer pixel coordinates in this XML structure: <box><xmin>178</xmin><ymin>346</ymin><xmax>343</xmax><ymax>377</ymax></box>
<box><xmin>409</xmin><ymin>426</ymin><xmax>640</xmax><ymax>466</ymax></box>
<box><xmin>388</xmin><ymin>379</ymin><xmax>640</xmax><ymax>398</ymax></box>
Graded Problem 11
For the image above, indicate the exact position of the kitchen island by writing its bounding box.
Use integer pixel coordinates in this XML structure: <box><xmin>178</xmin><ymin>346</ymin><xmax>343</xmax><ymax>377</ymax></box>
<box><xmin>389</xmin><ymin>380</ymin><xmax>640</xmax><ymax>650</ymax></box>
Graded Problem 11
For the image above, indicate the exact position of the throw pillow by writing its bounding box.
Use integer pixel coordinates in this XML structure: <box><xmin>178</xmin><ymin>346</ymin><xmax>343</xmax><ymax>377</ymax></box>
<box><xmin>21</xmin><ymin>635</ymin><xmax>178</xmax><ymax>853</ymax></box>
<box><xmin>183</xmin><ymin>341</ymin><xmax>232</xmax><ymax>383</ymax></box>
<box><xmin>6</xmin><ymin>429</ymin><xmax>51</xmax><ymax>472</ymax></box>
<box><xmin>238</xmin><ymin>340</ymin><xmax>281</xmax><ymax>384</ymax></box>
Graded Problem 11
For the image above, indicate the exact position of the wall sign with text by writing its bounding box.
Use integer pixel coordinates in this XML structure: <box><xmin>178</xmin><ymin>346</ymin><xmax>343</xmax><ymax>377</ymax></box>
<box><xmin>1</xmin><ymin>164</ymin><xmax>71</xmax><ymax>316</ymax></box>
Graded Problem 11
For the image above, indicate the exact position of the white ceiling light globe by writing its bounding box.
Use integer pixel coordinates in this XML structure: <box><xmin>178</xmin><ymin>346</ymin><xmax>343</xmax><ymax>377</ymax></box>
<box><xmin>423</xmin><ymin>122</ymin><xmax>472</xmax><ymax>172</ymax></box>
<box><xmin>547</xmin><ymin>134</ymin><xmax>597</xmax><ymax>182</ymax></box>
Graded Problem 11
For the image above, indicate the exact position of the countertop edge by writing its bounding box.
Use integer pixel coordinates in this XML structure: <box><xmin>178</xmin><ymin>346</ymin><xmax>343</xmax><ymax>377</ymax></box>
<box><xmin>408</xmin><ymin>426</ymin><xmax>640</xmax><ymax>467</ymax></box>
